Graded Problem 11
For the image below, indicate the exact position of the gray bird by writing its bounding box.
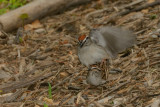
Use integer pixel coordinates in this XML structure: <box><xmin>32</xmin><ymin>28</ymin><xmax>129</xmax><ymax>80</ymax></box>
<box><xmin>78</xmin><ymin>26</ymin><xmax>136</xmax><ymax>68</ymax></box>
<box><xmin>86</xmin><ymin>67</ymin><xmax>106</xmax><ymax>86</ymax></box>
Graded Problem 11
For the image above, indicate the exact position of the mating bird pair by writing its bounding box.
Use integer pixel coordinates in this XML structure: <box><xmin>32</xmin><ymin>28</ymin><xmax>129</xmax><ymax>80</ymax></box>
<box><xmin>77</xmin><ymin>26</ymin><xmax>136</xmax><ymax>86</ymax></box>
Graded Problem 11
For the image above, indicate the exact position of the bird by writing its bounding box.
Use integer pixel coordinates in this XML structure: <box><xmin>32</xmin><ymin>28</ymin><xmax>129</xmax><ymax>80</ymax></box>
<box><xmin>86</xmin><ymin>67</ymin><xmax>106</xmax><ymax>86</ymax></box>
<box><xmin>77</xmin><ymin>26</ymin><xmax>136</xmax><ymax>68</ymax></box>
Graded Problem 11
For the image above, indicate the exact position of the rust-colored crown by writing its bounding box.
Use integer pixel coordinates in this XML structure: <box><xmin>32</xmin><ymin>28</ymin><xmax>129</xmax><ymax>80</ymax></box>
<box><xmin>78</xmin><ymin>35</ymin><xmax>86</xmax><ymax>41</ymax></box>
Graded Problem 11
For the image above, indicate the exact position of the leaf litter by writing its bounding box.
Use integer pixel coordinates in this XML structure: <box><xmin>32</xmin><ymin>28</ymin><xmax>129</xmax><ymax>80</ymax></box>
<box><xmin>0</xmin><ymin>0</ymin><xmax>160</xmax><ymax>106</ymax></box>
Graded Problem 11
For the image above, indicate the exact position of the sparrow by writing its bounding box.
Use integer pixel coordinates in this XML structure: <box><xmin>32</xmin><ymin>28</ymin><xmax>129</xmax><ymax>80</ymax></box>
<box><xmin>78</xmin><ymin>26</ymin><xmax>136</xmax><ymax>68</ymax></box>
<box><xmin>86</xmin><ymin>67</ymin><xmax>106</xmax><ymax>86</ymax></box>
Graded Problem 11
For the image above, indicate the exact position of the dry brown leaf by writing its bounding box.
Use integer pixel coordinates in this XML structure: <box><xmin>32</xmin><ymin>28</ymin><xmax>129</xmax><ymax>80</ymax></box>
<box><xmin>24</xmin><ymin>20</ymin><xmax>43</xmax><ymax>31</ymax></box>
<box><xmin>31</xmin><ymin>20</ymin><xmax>43</xmax><ymax>29</ymax></box>
<box><xmin>43</xmin><ymin>97</ymin><xmax>53</xmax><ymax>104</ymax></box>
<box><xmin>24</xmin><ymin>24</ymin><xmax>33</xmax><ymax>31</ymax></box>
<box><xmin>43</xmin><ymin>97</ymin><xmax>60</xmax><ymax>106</ymax></box>
<box><xmin>60</xmin><ymin>72</ymin><xmax>69</xmax><ymax>77</ymax></box>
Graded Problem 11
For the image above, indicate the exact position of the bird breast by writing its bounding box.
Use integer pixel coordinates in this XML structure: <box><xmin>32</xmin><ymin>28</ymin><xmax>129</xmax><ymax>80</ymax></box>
<box><xmin>78</xmin><ymin>43</ymin><xmax>108</xmax><ymax>67</ymax></box>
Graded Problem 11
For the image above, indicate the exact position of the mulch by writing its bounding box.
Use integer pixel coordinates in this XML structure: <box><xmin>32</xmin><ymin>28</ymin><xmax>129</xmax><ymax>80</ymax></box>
<box><xmin>0</xmin><ymin>0</ymin><xmax>160</xmax><ymax>106</ymax></box>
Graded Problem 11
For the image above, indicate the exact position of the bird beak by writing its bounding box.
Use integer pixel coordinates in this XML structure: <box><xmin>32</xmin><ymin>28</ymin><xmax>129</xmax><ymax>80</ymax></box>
<box><xmin>78</xmin><ymin>41</ymin><xmax>83</xmax><ymax>47</ymax></box>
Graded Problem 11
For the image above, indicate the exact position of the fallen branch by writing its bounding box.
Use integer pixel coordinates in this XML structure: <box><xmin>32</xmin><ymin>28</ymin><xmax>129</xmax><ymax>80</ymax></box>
<box><xmin>0</xmin><ymin>0</ymin><xmax>93</xmax><ymax>32</ymax></box>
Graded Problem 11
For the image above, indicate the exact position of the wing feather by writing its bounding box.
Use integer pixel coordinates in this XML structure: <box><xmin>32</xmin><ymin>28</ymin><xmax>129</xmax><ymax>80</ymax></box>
<box><xmin>89</xmin><ymin>26</ymin><xmax>136</xmax><ymax>58</ymax></box>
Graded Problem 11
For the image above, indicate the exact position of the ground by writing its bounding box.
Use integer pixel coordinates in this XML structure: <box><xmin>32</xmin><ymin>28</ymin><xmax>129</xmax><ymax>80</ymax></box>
<box><xmin>0</xmin><ymin>0</ymin><xmax>160</xmax><ymax>107</ymax></box>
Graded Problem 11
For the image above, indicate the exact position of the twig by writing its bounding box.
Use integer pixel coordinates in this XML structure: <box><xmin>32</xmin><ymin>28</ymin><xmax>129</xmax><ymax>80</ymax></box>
<box><xmin>135</xmin><ymin>28</ymin><xmax>148</xmax><ymax>35</ymax></box>
<box><xmin>137</xmin><ymin>39</ymin><xmax>149</xmax><ymax>45</ymax></box>
<box><xmin>88</xmin><ymin>81</ymin><xmax>130</xmax><ymax>104</ymax></box>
